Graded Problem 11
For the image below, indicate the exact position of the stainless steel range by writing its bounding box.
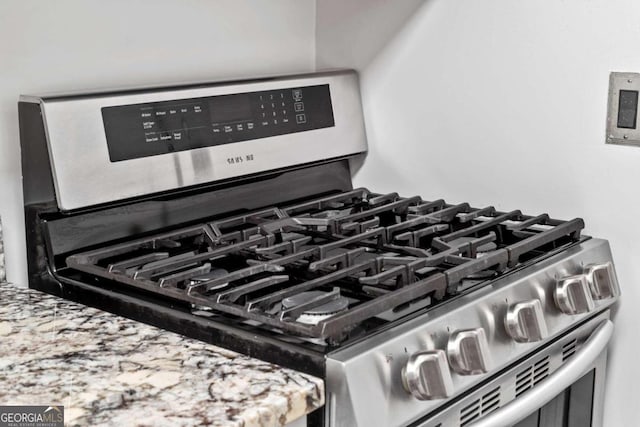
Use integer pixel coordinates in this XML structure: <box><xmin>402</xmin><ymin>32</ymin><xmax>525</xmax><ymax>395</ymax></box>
<box><xmin>19</xmin><ymin>70</ymin><xmax>620</xmax><ymax>426</ymax></box>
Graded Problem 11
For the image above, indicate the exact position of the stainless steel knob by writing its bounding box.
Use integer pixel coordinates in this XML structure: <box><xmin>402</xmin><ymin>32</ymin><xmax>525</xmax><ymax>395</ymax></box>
<box><xmin>585</xmin><ymin>262</ymin><xmax>620</xmax><ymax>300</ymax></box>
<box><xmin>447</xmin><ymin>328</ymin><xmax>491</xmax><ymax>375</ymax></box>
<box><xmin>504</xmin><ymin>299</ymin><xmax>548</xmax><ymax>343</ymax></box>
<box><xmin>554</xmin><ymin>275</ymin><xmax>594</xmax><ymax>314</ymax></box>
<box><xmin>402</xmin><ymin>349</ymin><xmax>454</xmax><ymax>400</ymax></box>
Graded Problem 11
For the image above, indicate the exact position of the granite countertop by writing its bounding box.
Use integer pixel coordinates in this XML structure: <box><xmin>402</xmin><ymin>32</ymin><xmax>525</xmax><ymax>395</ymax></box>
<box><xmin>0</xmin><ymin>282</ymin><xmax>324</xmax><ymax>427</ymax></box>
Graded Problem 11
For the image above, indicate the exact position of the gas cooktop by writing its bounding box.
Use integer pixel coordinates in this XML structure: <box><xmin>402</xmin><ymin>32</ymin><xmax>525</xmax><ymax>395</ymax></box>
<box><xmin>65</xmin><ymin>188</ymin><xmax>584</xmax><ymax>347</ymax></box>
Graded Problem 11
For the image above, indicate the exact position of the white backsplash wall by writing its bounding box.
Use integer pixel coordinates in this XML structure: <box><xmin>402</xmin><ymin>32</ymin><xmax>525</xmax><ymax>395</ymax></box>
<box><xmin>318</xmin><ymin>0</ymin><xmax>639</xmax><ymax>425</ymax></box>
<box><xmin>0</xmin><ymin>0</ymin><xmax>316</xmax><ymax>286</ymax></box>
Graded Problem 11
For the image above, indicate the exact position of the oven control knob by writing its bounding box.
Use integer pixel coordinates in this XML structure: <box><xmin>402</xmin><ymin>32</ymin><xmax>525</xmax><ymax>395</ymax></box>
<box><xmin>554</xmin><ymin>275</ymin><xmax>594</xmax><ymax>314</ymax></box>
<box><xmin>585</xmin><ymin>262</ymin><xmax>620</xmax><ymax>300</ymax></box>
<box><xmin>504</xmin><ymin>299</ymin><xmax>548</xmax><ymax>343</ymax></box>
<box><xmin>401</xmin><ymin>349</ymin><xmax>454</xmax><ymax>400</ymax></box>
<box><xmin>447</xmin><ymin>328</ymin><xmax>491</xmax><ymax>375</ymax></box>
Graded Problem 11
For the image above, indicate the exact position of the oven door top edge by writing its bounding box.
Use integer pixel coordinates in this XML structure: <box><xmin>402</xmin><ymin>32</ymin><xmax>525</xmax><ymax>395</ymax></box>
<box><xmin>19</xmin><ymin>69</ymin><xmax>367</xmax><ymax>212</ymax></box>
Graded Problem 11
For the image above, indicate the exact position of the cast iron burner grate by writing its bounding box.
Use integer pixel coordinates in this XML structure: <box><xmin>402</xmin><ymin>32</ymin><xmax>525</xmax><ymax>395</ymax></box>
<box><xmin>65</xmin><ymin>188</ymin><xmax>584</xmax><ymax>344</ymax></box>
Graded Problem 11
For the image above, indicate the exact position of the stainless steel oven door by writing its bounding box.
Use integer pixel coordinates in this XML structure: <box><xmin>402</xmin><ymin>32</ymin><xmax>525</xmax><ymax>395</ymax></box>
<box><xmin>422</xmin><ymin>310</ymin><xmax>612</xmax><ymax>427</ymax></box>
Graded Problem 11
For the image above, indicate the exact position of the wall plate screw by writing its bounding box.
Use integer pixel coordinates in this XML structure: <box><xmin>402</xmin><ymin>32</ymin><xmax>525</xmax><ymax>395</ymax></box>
<box><xmin>628</xmin><ymin>79</ymin><xmax>633</xmax><ymax>83</ymax></box>
<box><xmin>623</xmin><ymin>134</ymin><xmax>629</xmax><ymax>139</ymax></box>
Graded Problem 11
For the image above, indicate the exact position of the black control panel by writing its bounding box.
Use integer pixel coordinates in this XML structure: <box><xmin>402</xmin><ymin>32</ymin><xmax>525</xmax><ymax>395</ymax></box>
<box><xmin>102</xmin><ymin>84</ymin><xmax>334</xmax><ymax>162</ymax></box>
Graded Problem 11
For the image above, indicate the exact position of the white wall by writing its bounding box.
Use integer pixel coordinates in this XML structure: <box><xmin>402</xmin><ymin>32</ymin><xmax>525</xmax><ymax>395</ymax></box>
<box><xmin>316</xmin><ymin>0</ymin><xmax>424</xmax><ymax>71</ymax></box>
<box><xmin>318</xmin><ymin>0</ymin><xmax>637</xmax><ymax>425</ymax></box>
<box><xmin>0</xmin><ymin>0</ymin><xmax>316</xmax><ymax>286</ymax></box>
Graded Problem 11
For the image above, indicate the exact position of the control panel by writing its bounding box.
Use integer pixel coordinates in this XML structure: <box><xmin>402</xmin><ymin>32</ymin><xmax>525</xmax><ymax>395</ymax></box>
<box><xmin>22</xmin><ymin>70</ymin><xmax>366</xmax><ymax>210</ymax></box>
<box><xmin>103</xmin><ymin>84</ymin><xmax>334</xmax><ymax>162</ymax></box>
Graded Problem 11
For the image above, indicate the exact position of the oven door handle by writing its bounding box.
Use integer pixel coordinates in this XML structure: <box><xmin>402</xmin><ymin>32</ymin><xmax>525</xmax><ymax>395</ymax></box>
<box><xmin>471</xmin><ymin>319</ymin><xmax>613</xmax><ymax>427</ymax></box>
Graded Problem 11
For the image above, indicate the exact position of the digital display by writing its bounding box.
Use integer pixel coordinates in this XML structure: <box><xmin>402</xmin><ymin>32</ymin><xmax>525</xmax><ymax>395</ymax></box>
<box><xmin>209</xmin><ymin>94</ymin><xmax>252</xmax><ymax>124</ymax></box>
<box><xmin>102</xmin><ymin>84</ymin><xmax>334</xmax><ymax>162</ymax></box>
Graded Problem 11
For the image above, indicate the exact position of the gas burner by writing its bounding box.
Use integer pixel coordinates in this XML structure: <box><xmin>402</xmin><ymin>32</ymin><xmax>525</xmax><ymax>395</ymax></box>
<box><xmin>281</xmin><ymin>290</ymin><xmax>350</xmax><ymax>325</ymax></box>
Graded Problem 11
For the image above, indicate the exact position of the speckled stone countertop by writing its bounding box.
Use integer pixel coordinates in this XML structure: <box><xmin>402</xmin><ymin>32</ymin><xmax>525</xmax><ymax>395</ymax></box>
<box><xmin>0</xmin><ymin>282</ymin><xmax>324</xmax><ymax>426</ymax></box>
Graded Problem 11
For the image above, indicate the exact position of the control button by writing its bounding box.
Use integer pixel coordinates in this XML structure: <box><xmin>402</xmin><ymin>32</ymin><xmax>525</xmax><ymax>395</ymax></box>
<box><xmin>273</xmin><ymin>119</ymin><xmax>278</xmax><ymax>125</ymax></box>
<box><xmin>447</xmin><ymin>328</ymin><xmax>491</xmax><ymax>375</ymax></box>
<box><xmin>282</xmin><ymin>118</ymin><xmax>289</xmax><ymax>123</ymax></box>
<box><xmin>142</xmin><ymin>121</ymin><xmax>155</xmax><ymax>130</ymax></box>
<box><xmin>261</xmin><ymin>121</ymin><xmax>269</xmax><ymax>126</ymax></box>
<box><xmin>292</xmin><ymin>89</ymin><xmax>302</xmax><ymax>100</ymax></box>
<box><xmin>296</xmin><ymin>114</ymin><xmax>306</xmax><ymax>124</ymax></box>
<box><xmin>224</xmin><ymin>125</ymin><xmax>233</xmax><ymax>133</ymax></box>
<box><xmin>247</xmin><ymin>122</ymin><xmax>254</xmax><ymax>130</ymax></box>
<box><xmin>145</xmin><ymin>135</ymin><xmax>159</xmax><ymax>143</ymax></box>
<box><xmin>141</xmin><ymin>112</ymin><xmax>152</xmax><ymax>118</ymax></box>
<box><xmin>585</xmin><ymin>262</ymin><xmax>620</xmax><ymax>300</ymax></box>
<box><xmin>172</xmin><ymin>131</ymin><xmax>183</xmax><ymax>141</ymax></box>
<box><xmin>504</xmin><ymin>299</ymin><xmax>548</xmax><ymax>343</ymax></box>
<box><xmin>159</xmin><ymin>132</ymin><xmax>172</xmax><ymax>141</ymax></box>
<box><xmin>554</xmin><ymin>275</ymin><xmax>594</xmax><ymax>315</ymax></box>
<box><xmin>212</xmin><ymin>127</ymin><xmax>221</xmax><ymax>133</ymax></box>
<box><xmin>236</xmin><ymin>124</ymin><xmax>244</xmax><ymax>131</ymax></box>
<box><xmin>402</xmin><ymin>349</ymin><xmax>454</xmax><ymax>400</ymax></box>
<box><xmin>294</xmin><ymin>102</ymin><xmax>305</xmax><ymax>112</ymax></box>
<box><xmin>155</xmin><ymin>110</ymin><xmax>166</xmax><ymax>117</ymax></box>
